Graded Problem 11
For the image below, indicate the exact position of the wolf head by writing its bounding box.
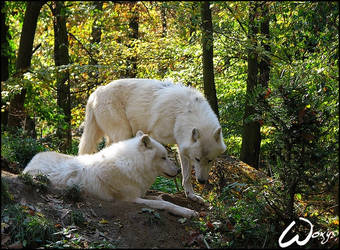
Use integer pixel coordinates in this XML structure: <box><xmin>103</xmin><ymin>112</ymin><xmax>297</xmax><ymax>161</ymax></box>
<box><xmin>180</xmin><ymin>127</ymin><xmax>226</xmax><ymax>184</ymax></box>
<box><xmin>136</xmin><ymin>130</ymin><xmax>179</xmax><ymax>178</ymax></box>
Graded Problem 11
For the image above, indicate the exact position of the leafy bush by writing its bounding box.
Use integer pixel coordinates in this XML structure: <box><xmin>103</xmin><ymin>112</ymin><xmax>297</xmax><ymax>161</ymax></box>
<box><xmin>1</xmin><ymin>204</ymin><xmax>57</xmax><ymax>248</ymax></box>
<box><xmin>198</xmin><ymin>180</ymin><xmax>280</xmax><ymax>248</ymax></box>
<box><xmin>70</xmin><ymin>209</ymin><xmax>85</xmax><ymax>226</ymax></box>
<box><xmin>1</xmin><ymin>178</ymin><xmax>14</xmax><ymax>205</ymax></box>
<box><xmin>251</xmin><ymin>64</ymin><xmax>338</xmax><ymax>219</ymax></box>
<box><xmin>150</xmin><ymin>176</ymin><xmax>181</xmax><ymax>194</ymax></box>
<box><xmin>18</xmin><ymin>172</ymin><xmax>50</xmax><ymax>193</ymax></box>
<box><xmin>1</xmin><ymin>129</ymin><xmax>46</xmax><ymax>169</ymax></box>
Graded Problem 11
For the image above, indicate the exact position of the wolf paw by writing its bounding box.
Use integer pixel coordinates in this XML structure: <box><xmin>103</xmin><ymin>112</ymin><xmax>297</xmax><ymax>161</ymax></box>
<box><xmin>188</xmin><ymin>193</ymin><xmax>209</xmax><ymax>206</ymax></box>
<box><xmin>183</xmin><ymin>208</ymin><xmax>199</xmax><ymax>218</ymax></box>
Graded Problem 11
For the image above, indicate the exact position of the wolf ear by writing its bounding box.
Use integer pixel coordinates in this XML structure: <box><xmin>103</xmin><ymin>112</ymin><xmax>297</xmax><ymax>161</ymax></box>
<box><xmin>136</xmin><ymin>130</ymin><xmax>144</xmax><ymax>137</ymax></box>
<box><xmin>141</xmin><ymin>135</ymin><xmax>152</xmax><ymax>149</ymax></box>
<box><xmin>192</xmin><ymin>128</ymin><xmax>200</xmax><ymax>142</ymax></box>
<box><xmin>214</xmin><ymin>127</ymin><xmax>222</xmax><ymax>142</ymax></box>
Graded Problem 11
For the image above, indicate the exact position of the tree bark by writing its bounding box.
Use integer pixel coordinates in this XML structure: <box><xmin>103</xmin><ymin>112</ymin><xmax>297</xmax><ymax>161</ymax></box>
<box><xmin>200</xmin><ymin>1</ymin><xmax>219</xmax><ymax>119</ymax></box>
<box><xmin>240</xmin><ymin>2</ymin><xmax>261</xmax><ymax>169</ymax></box>
<box><xmin>259</xmin><ymin>3</ymin><xmax>270</xmax><ymax>92</ymax></box>
<box><xmin>1</xmin><ymin>1</ymin><xmax>9</xmax><ymax>127</ymax></box>
<box><xmin>89</xmin><ymin>1</ymin><xmax>103</xmax><ymax>66</ymax></box>
<box><xmin>240</xmin><ymin>2</ymin><xmax>271</xmax><ymax>169</ymax></box>
<box><xmin>160</xmin><ymin>3</ymin><xmax>167</xmax><ymax>38</ymax></box>
<box><xmin>125</xmin><ymin>1</ymin><xmax>139</xmax><ymax>78</ymax></box>
<box><xmin>52</xmin><ymin>1</ymin><xmax>71</xmax><ymax>152</ymax></box>
<box><xmin>87</xmin><ymin>1</ymin><xmax>103</xmax><ymax>97</ymax></box>
<box><xmin>1</xmin><ymin>1</ymin><xmax>9</xmax><ymax>82</ymax></box>
<box><xmin>7</xmin><ymin>1</ymin><xmax>44</xmax><ymax>130</ymax></box>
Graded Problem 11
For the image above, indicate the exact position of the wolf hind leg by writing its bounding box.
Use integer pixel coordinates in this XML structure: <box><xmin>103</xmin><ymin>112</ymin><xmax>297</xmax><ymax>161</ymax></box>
<box><xmin>78</xmin><ymin>104</ymin><xmax>104</xmax><ymax>155</ymax></box>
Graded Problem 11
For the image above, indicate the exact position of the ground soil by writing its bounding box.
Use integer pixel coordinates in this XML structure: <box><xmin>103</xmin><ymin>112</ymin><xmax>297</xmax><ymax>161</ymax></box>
<box><xmin>1</xmin><ymin>155</ymin><xmax>275</xmax><ymax>248</ymax></box>
<box><xmin>1</xmin><ymin>169</ymin><xmax>209</xmax><ymax>248</ymax></box>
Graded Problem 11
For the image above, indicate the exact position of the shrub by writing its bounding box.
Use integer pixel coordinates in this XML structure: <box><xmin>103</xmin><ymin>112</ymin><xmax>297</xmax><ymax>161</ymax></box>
<box><xmin>1</xmin><ymin>204</ymin><xmax>57</xmax><ymax>248</ymax></box>
<box><xmin>18</xmin><ymin>172</ymin><xmax>50</xmax><ymax>193</ymax></box>
<box><xmin>1</xmin><ymin>129</ymin><xmax>46</xmax><ymax>169</ymax></box>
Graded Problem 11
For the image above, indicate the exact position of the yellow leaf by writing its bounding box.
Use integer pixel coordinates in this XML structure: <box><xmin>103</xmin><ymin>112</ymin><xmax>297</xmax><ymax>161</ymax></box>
<box><xmin>99</xmin><ymin>218</ymin><xmax>109</xmax><ymax>224</ymax></box>
<box><xmin>333</xmin><ymin>219</ymin><xmax>339</xmax><ymax>225</ymax></box>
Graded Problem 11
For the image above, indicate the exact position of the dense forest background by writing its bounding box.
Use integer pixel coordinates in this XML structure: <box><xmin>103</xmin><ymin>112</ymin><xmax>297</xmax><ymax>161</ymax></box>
<box><xmin>1</xmin><ymin>1</ymin><xmax>339</xmax><ymax>248</ymax></box>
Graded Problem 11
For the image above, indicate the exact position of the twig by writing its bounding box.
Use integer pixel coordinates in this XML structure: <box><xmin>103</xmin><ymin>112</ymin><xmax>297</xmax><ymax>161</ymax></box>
<box><xmin>68</xmin><ymin>32</ymin><xmax>95</xmax><ymax>62</ymax></box>
<box><xmin>203</xmin><ymin>236</ymin><xmax>210</xmax><ymax>249</ymax></box>
<box><xmin>32</xmin><ymin>43</ymin><xmax>41</xmax><ymax>54</ymax></box>
<box><xmin>225</xmin><ymin>3</ymin><xmax>247</xmax><ymax>35</ymax></box>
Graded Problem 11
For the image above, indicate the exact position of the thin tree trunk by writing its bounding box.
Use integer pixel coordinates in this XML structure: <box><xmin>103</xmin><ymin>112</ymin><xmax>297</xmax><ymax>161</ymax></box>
<box><xmin>88</xmin><ymin>1</ymin><xmax>103</xmax><ymax>97</ymax></box>
<box><xmin>201</xmin><ymin>1</ymin><xmax>219</xmax><ymax>119</ymax></box>
<box><xmin>240</xmin><ymin>2</ymin><xmax>260</xmax><ymax>169</ymax></box>
<box><xmin>52</xmin><ymin>1</ymin><xmax>71</xmax><ymax>152</ymax></box>
<box><xmin>240</xmin><ymin>2</ymin><xmax>271</xmax><ymax>169</ymax></box>
<box><xmin>1</xmin><ymin>1</ymin><xmax>10</xmax><ymax>127</ymax></box>
<box><xmin>160</xmin><ymin>3</ymin><xmax>167</xmax><ymax>38</ymax></box>
<box><xmin>7</xmin><ymin>2</ymin><xmax>44</xmax><ymax>130</ymax></box>
<box><xmin>259</xmin><ymin>3</ymin><xmax>270</xmax><ymax>92</ymax></box>
<box><xmin>126</xmin><ymin>2</ymin><xmax>138</xmax><ymax>78</ymax></box>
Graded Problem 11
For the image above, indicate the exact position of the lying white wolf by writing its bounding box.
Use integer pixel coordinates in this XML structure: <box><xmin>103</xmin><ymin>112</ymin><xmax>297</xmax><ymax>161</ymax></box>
<box><xmin>23</xmin><ymin>131</ymin><xmax>197</xmax><ymax>218</ymax></box>
<box><xmin>78</xmin><ymin>79</ymin><xmax>226</xmax><ymax>204</ymax></box>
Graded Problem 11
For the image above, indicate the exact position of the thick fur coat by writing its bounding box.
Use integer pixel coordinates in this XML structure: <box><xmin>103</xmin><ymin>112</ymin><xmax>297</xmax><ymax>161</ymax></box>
<box><xmin>78</xmin><ymin>79</ymin><xmax>226</xmax><ymax>203</ymax></box>
<box><xmin>24</xmin><ymin>131</ymin><xmax>197</xmax><ymax>218</ymax></box>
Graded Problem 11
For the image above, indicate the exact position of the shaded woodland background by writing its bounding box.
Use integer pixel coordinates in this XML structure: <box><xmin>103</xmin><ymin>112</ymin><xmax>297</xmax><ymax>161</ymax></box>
<box><xmin>1</xmin><ymin>1</ymin><xmax>339</xmax><ymax>248</ymax></box>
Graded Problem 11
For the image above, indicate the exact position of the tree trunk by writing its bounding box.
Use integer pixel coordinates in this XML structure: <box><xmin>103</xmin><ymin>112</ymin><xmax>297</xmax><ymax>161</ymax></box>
<box><xmin>7</xmin><ymin>1</ymin><xmax>44</xmax><ymax>130</ymax></box>
<box><xmin>88</xmin><ymin>1</ymin><xmax>103</xmax><ymax>97</ymax></box>
<box><xmin>241</xmin><ymin>2</ymin><xmax>271</xmax><ymax>169</ymax></box>
<box><xmin>125</xmin><ymin>2</ymin><xmax>139</xmax><ymax>78</ymax></box>
<box><xmin>240</xmin><ymin>1</ymin><xmax>261</xmax><ymax>169</ymax></box>
<box><xmin>200</xmin><ymin>1</ymin><xmax>219</xmax><ymax>119</ymax></box>
<box><xmin>259</xmin><ymin>3</ymin><xmax>270</xmax><ymax>92</ymax></box>
<box><xmin>160</xmin><ymin>3</ymin><xmax>167</xmax><ymax>38</ymax></box>
<box><xmin>1</xmin><ymin>1</ymin><xmax>9</xmax><ymax>82</ymax></box>
<box><xmin>52</xmin><ymin>1</ymin><xmax>71</xmax><ymax>152</ymax></box>
<box><xmin>1</xmin><ymin>1</ymin><xmax>9</xmax><ymax>127</ymax></box>
<box><xmin>89</xmin><ymin>1</ymin><xmax>103</xmax><ymax>66</ymax></box>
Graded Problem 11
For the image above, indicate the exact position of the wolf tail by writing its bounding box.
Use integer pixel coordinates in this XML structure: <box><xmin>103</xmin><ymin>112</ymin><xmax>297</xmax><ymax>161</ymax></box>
<box><xmin>78</xmin><ymin>100</ymin><xmax>103</xmax><ymax>155</ymax></box>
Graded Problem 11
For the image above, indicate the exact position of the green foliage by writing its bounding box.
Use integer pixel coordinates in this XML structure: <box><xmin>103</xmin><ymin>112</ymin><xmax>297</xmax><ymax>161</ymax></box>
<box><xmin>194</xmin><ymin>181</ymin><xmax>280</xmax><ymax>248</ymax></box>
<box><xmin>150</xmin><ymin>176</ymin><xmax>181</xmax><ymax>194</ymax></box>
<box><xmin>70</xmin><ymin>209</ymin><xmax>85</xmax><ymax>227</ymax></box>
<box><xmin>1</xmin><ymin>2</ymin><xmax>338</xmax><ymax>248</ymax></box>
<box><xmin>18</xmin><ymin>172</ymin><xmax>50</xmax><ymax>193</ymax></box>
<box><xmin>140</xmin><ymin>207</ymin><xmax>162</xmax><ymax>225</ymax></box>
<box><xmin>1</xmin><ymin>178</ymin><xmax>14</xmax><ymax>205</ymax></box>
<box><xmin>1</xmin><ymin>129</ymin><xmax>46</xmax><ymax>169</ymax></box>
<box><xmin>1</xmin><ymin>204</ymin><xmax>57</xmax><ymax>248</ymax></box>
<box><xmin>248</xmin><ymin>62</ymin><xmax>338</xmax><ymax>218</ymax></box>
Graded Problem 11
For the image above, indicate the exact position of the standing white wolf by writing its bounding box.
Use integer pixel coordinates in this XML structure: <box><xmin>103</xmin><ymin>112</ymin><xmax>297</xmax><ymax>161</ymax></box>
<box><xmin>78</xmin><ymin>79</ymin><xmax>226</xmax><ymax>204</ymax></box>
<box><xmin>23</xmin><ymin>131</ymin><xmax>197</xmax><ymax>218</ymax></box>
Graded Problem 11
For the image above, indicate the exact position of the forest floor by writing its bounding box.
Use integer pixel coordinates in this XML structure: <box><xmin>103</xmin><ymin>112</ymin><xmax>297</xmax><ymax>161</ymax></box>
<box><xmin>1</xmin><ymin>155</ymin><xmax>262</xmax><ymax>249</ymax></box>
<box><xmin>2</xmin><ymin>169</ymin><xmax>207</xmax><ymax>248</ymax></box>
<box><xmin>2</xmin><ymin>155</ymin><xmax>337</xmax><ymax>248</ymax></box>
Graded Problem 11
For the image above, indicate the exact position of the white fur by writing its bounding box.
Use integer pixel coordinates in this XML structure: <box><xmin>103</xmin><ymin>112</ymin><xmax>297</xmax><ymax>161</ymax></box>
<box><xmin>78</xmin><ymin>79</ymin><xmax>226</xmax><ymax>203</ymax></box>
<box><xmin>23</xmin><ymin>131</ymin><xmax>197</xmax><ymax>218</ymax></box>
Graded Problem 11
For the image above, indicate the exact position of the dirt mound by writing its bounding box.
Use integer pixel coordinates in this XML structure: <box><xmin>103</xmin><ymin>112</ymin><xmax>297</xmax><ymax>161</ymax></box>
<box><xmin>1</xmin><ymin>170</ymin><xmax>207</xmax><ymax>248</ymax></box>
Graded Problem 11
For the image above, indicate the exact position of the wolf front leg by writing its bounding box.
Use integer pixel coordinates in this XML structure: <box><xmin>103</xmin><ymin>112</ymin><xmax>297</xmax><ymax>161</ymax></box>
<box><xmin>179</xmin><ymin>152</ymin><xmax>207</xmax><ymax>205</ymax></box>
<box><xmin>134</xmin><ymin>198</ymin><xmax>198</xmax><ymax>218</ymax></box>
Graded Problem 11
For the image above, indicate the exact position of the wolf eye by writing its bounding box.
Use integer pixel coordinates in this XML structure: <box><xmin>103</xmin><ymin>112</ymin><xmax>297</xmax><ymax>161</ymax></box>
<box><xmin>195</xmin><ymin>157</ymin><xmax>200</xmax><ymax>162</ymax></box>
<box><xmin>162</xmin><ymin>156</ymin><xmax>166</xmax><ymax>160</ymax></box>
